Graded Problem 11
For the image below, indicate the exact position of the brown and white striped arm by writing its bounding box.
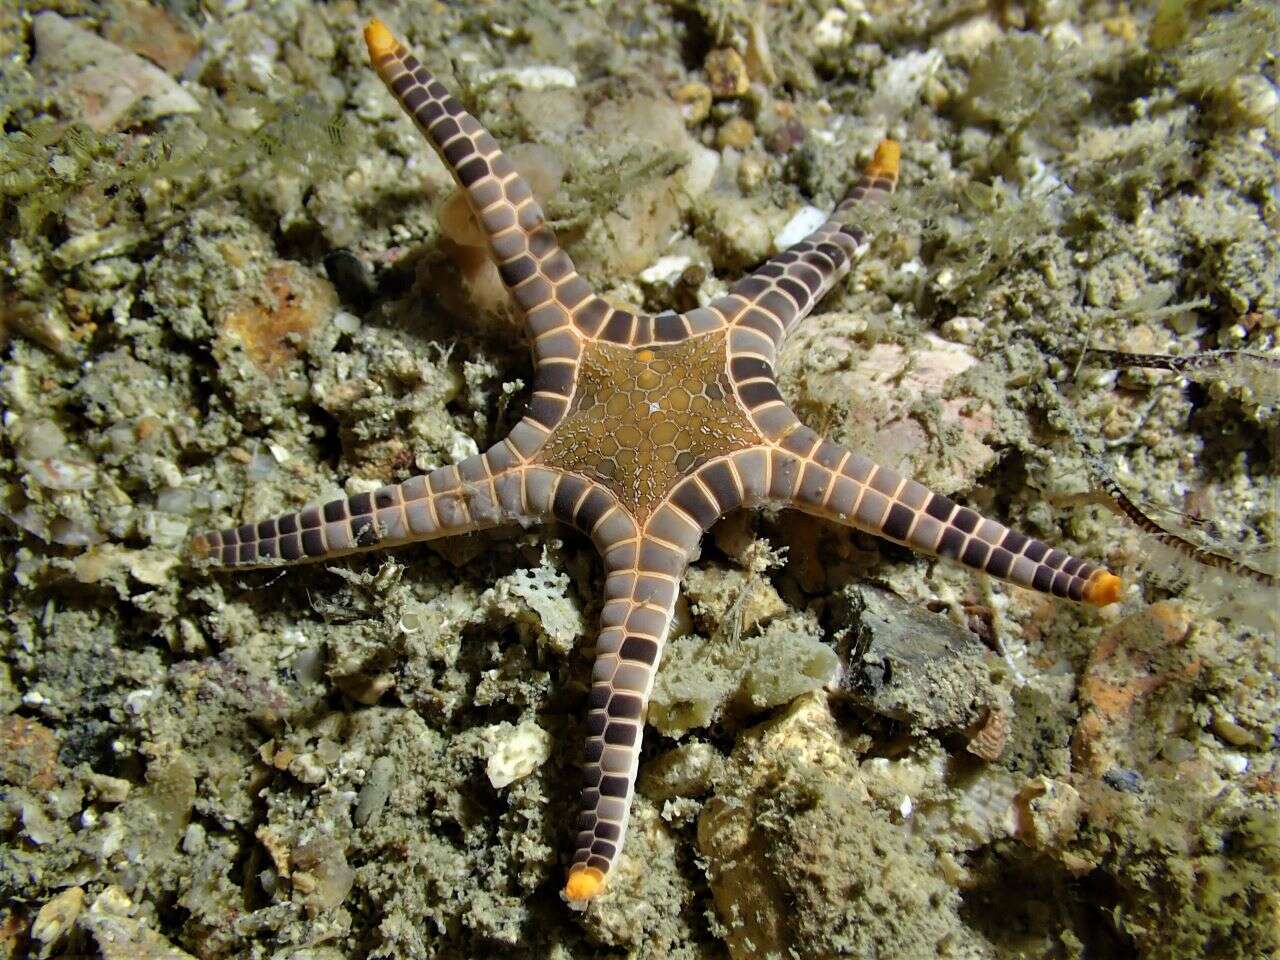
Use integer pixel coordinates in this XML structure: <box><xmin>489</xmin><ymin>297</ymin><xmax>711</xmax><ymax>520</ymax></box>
<box><xmin>367</xmin><ymin>19</ymin><xmax>594</xmax><ymax>458</ymax></box>
<box><xmin>768</xmin><ymin>426</ymin><xmax>1122</xmax><ymax>604</ymax></box>
<box><xmin>368</xmin><ymin>21</ymin><xmax>733</xmax><ymax>359</ymax></box>
<box><xmin>564</xmin><ymin>529</ymin><xmax>687</xmax><ymax>904</ymax></box>
<box><xmin>706</xmin><ymin>140</ymin><xmax>900</xmax><ymax>361</ymax></box>
<box><xmin>368</xmin><ymin>23</ymin><xmax>645</xmax><ymax>358</ymax></box>
<box><xmin>191</xmin><ymin>448</ymin><xmax>550</xmax><ymax>569</ymax></box>
<box><xmin>562</xmin><ymin>450</ymin><xmax>774</xmax><ymax>903</ymax></box>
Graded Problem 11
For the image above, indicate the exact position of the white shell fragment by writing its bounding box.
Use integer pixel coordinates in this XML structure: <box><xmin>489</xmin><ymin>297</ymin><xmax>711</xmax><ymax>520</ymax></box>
<box><xmin>485</xmin><ymin>720</ymin><xmax>552</xmax><ymax>789</ymax></box>
<box><xmin>479</xmin><ymin>65</ymin><xmax>578</xmax><ymax>91</ymax></box>
<box><xmin>773</xmin><ymin>205</ymin><xmax>829</xmax><ymax>251</ymax></box>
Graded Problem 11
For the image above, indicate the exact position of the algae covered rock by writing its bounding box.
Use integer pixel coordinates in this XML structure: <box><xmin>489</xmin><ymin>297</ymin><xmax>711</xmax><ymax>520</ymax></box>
<box><xmin>698</xmin><ymin>693</ymin><xmax>981</xmax><ymax>960</ymax></box>
<box><xmin>647</xmin><ymin>562</ymin><xmax>838</xmax><ymax>735</ymax></box>
<box><xmin>31</xmin><ymin>12</ymin><xmax>199</xmax><ymax>132</ymax></box>
<box><xmin>649</xmin><ymin>610</ymin><xmax>837</xmax><ymax>736</ymax></box>
<box><xmin>834</xmin><ymin>582</ymin><xmax>1013</xmax><ymax>739</ymax></box>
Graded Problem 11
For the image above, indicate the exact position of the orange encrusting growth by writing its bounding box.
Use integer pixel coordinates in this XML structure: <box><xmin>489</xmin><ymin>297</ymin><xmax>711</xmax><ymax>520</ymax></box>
<box><xmin>564</xmin><ymin>866</ymin><xmax>605</xmax><ymax>902</ymax></box>
<box><xmin>1082</xmin><ymin>571</ymin><xmax>1123</xmax><ymax>606</ymax></box>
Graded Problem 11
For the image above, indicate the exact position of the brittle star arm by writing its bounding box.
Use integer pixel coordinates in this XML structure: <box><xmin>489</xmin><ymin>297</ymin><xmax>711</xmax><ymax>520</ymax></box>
<box><xmin>700</xmin><ymin>140</ymin><xmax>900</xmax><ymax>352</ymax></box>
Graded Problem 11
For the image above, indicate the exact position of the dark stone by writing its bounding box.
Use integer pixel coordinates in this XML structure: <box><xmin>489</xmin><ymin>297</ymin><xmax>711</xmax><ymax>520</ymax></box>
<box><xmin>831</xmin><ymin>584</ymin><xmax>1010</xmax><ymax>735</ymax></box>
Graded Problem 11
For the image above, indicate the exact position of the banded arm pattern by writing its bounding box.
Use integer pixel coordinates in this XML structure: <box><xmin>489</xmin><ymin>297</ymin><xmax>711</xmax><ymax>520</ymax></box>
<box><xmin>564</xmin><ymin>533</ymin><xmax>687</xmax><ymax>902</ymax></box>
<box><xmin>192</xmin><ymin>450</ymin><xmax>530</xmax><ymax>569</ymax></box>
<box><xmin>707</xmin><ymin>140</ymin><xmax>900</xmax><ymax>362</ymax></box>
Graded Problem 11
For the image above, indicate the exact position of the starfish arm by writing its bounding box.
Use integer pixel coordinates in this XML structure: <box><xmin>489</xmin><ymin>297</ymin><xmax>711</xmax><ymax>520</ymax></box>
<box><xmin>366</xmin><ymin>20</ymin><xmax>608</xmax><ymax>361</ymax></box>
<box><xmin>704</xmin><ymin>140</ymin><xmax>900</xmax><ymax>358</ymax></box>
<box><xmin>190</xmin><ymin>447</ymin><xmax>550</xmax><ymax>569</ymax></box>
<box><xmin>562</xmin><ymin>450</ymin><xmax>775</xmax><ymax>908</ymax></box>
<box><xmin>770</xmin><ymin>425</ymin><xmax>1123</xmax><ymax>606</ymax></box>
<box><xmin>564</xmin><ymin>520</ymin><xmax>688</xmax><ymax>905</ymax></box>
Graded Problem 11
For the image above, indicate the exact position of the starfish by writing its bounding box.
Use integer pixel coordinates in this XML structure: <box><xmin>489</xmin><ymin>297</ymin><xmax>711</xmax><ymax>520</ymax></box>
<box><xmin>193</xmin><ymin>19</ymin><xmax>1123</xmax><ymax>905</ymax></box>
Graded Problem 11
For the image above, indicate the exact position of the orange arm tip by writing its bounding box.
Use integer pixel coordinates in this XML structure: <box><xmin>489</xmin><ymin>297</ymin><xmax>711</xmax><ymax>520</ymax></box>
<box><xmin>1082</xmin><ymin>571</ymin><xmax>1123</xmax><ymax>606</ymax></box>
<box><xmin>563</xmin><ymin>867</ymin><xmax>605</xmax><ymax>902</ymax></box>
<box><xmin>364</xmin><ymin>19</ymin><xmax>398</xmax><ymax>61</ymax></box>
<box><xmin>869</xmin><ymin>139</ymin><xmax>901</xmax><ymax>179</ymax></box>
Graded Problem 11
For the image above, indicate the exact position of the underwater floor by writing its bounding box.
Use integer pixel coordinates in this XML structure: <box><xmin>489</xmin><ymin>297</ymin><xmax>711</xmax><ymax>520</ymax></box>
<box><xmin>1</xmin><ymin>1</ymin><xmax>1277</xmax><ymax>957</ymax></box>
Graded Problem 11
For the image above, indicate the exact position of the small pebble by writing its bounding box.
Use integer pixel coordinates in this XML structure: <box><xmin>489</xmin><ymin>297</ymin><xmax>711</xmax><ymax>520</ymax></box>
<box><xmin>813</xmin><ymin>8</ymin><xmax>849</xmax><ymax>50</ymax></box>
<box><xmin>1221</xmin><ymin>752</ymin><xmax>1249</xmax><ymax>775</ymax></box>
<box><xmin>1102</xmin><ymin>767</ymin><xmax>1143</xmax><ymax>793</ymax></box>
<box><xmin>486</xmin><ymin>720</ymin><xmax>551</xmax><ymax>789</ymax></box>
<box><xmin>1212</xmin><ymin>711</ymin><xmax>1256</xmax><ymax>747</ymax></box>
<box><xmin>1227</xmin><ymin>75</ymin><xmax>1278</xmax><ymax>129</ymax></box>
<box><xmin>355</xmin><ymin>756</ymin><xmax>396</xmax><ymax>827</ymax></box>
<box><xmin>32</xmin><ymin>12</ymin><xmax>199</xmax><ymax>132</ymax></box>
<box><xmin>639</xmin><ymin>255</ymin><xmax>693</xmax><ymax>287</ymax></box>
<box><xmin>479</xmin><ymin>65</ymin><xmax>577</xmax><ymax>91</ymax></box>
<box><xmin>32</xmin><ymin>887</ymin><xmax>85</xmax><ymax>947</ymax></box>
<box><xmin>705</xmin><ymin>48</ymin><xmax>749</xmax><ymax>99</ymax></box>
<box><xmin>716</xmin><ymin>117</ymin><xmax>755</xmax><ymax>150</ymax></box>
<box><xmin>737</xmin><ymin>154</ymin><xmax>767</xmax><ymax>193</ymax></box>
<box><xmin>673</xmin><ymin>82</ymin><xmax>712</xmax><ymax>124</ymax></box>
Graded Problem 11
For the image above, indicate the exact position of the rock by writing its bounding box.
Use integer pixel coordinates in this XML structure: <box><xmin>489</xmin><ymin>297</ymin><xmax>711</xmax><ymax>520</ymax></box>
<box><xmin>716</xmin><ymin>116</ymin><xmax>754</xmax><ymax>150</ymax></box>
<box><xmin>743</xmin><ymin>19</ymin><xmax>775</xmax><ymax>85</ymax></box>
<box><xmin>79</xmin><ymin>886</ymin><xmax>196</xmax><ymax>960</ymax></box>
<box><xmin>638</xmin><ymin>741</ymin><xmax>723</xmax><ymax>802</ymax></box>
<box><xmin>31</xmin><ymin>886</ymin><xmax>84</xmax><ymax>951</ymax></box>
<box><xmin>833</xmin><ymin>584</ymin><xmax>1011</xmax><ymax>736</ymax></box>
<box><xmin>354</xmin><ymin>755</ymin><xmax>395</xmax><ymax>827</ymax></box>
<box><xmin>32</xmin><ymin>13</ymin><xmax>200</xmax><ymax>132</ymax></box>
<box><xmin>478</xmin><ymin>64</ymin><xmax>577</xmax><ymax>91</ymax></box>
<box><xmin>84</xmin><ymin>771</ymin><xmax>131</xmax><ymax>804</ymax></box>
<box><xmin>217</xmin><ymin>261</ymin><xmax>338</xmax><ymax>373</ymax></box>
<box><xmin>774</xmin><ymin>205</ymin><xmax>829</xmax><ymax>251</ymax></box>
<box><xmin>72</xmin><ymin>544</ymin><xmax>178</xmax><ymax>589</ymax></box>
<box><xmin>291</xmin><ymin>837</ymin><xmax>356</xmax><ymax>915</ymax></box>
<box><xmin>812</xmin><ymin>8</ymin><xmax>849</xmax><ymax>50</ymax></box>
<box><xmin>1226</xmin><ymin>75</ymin><xmax>1278</xmax><ymax>129</ymax></box>
<box><xmin>650</xmin><ymin>612</ymin><xmax>837</xmax><ymax>736</ymax></box>
<box><xmin>0</xmin><ymin>715</ymin><xmax>62</xmax><ymax>791</ymax></box>
<box><xmin>698</xmin><ymin>694</ymin><xmax>980</xmax><ymax>959</ymax></box>
<box><xmin>1211</xmin><ymin>711</ymin><xmax>1259</xmax><ymax>748</ymax></box>
<box><xmin>487</xmin><ymin>557</ymin><xmax>586</xmax><ymax>656</ymax></box>
<box><xmin>1072</xmin><ymin>601</ymin><xmax>1200</xmax><ymax>780</ymax></box>
<box><xmin>704</xmin><ymin>48</ymin><xmax>749</xmax><ymax>99</ymax></box>
<box><xmin>672</xmin><ymin>82</ymin><xmax>711</xmax><ymax>124</ymax></box>
<box><xmin>1011</xmin><ymin>776</ymin><xmax>1083</xmax><ymax>850</ymax></box>
<box><xmin>101</xmin><ymin>0</ymin><xmax>201</xmax><ymax>75</ymax></box>
<box><xmin>128</xmin><ymin>755</ymin><xmax>197</xmax><ymax>854</ymax></box>
<box><xmin>682</xmin><ymin>144</ymin><xmax>719</xmax><ymax>196</ymax></box>
<box><xmin>870</xmin><ymin>49</ymin><xmax>944</xmax><ymax>119</ymax></box>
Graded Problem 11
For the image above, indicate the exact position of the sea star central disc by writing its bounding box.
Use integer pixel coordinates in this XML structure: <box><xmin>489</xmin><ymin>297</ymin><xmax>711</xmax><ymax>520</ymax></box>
<box><xmin>539</xmin><ymin>331</ymin><xmax>758</xmax><ymax>520</ymax></box>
